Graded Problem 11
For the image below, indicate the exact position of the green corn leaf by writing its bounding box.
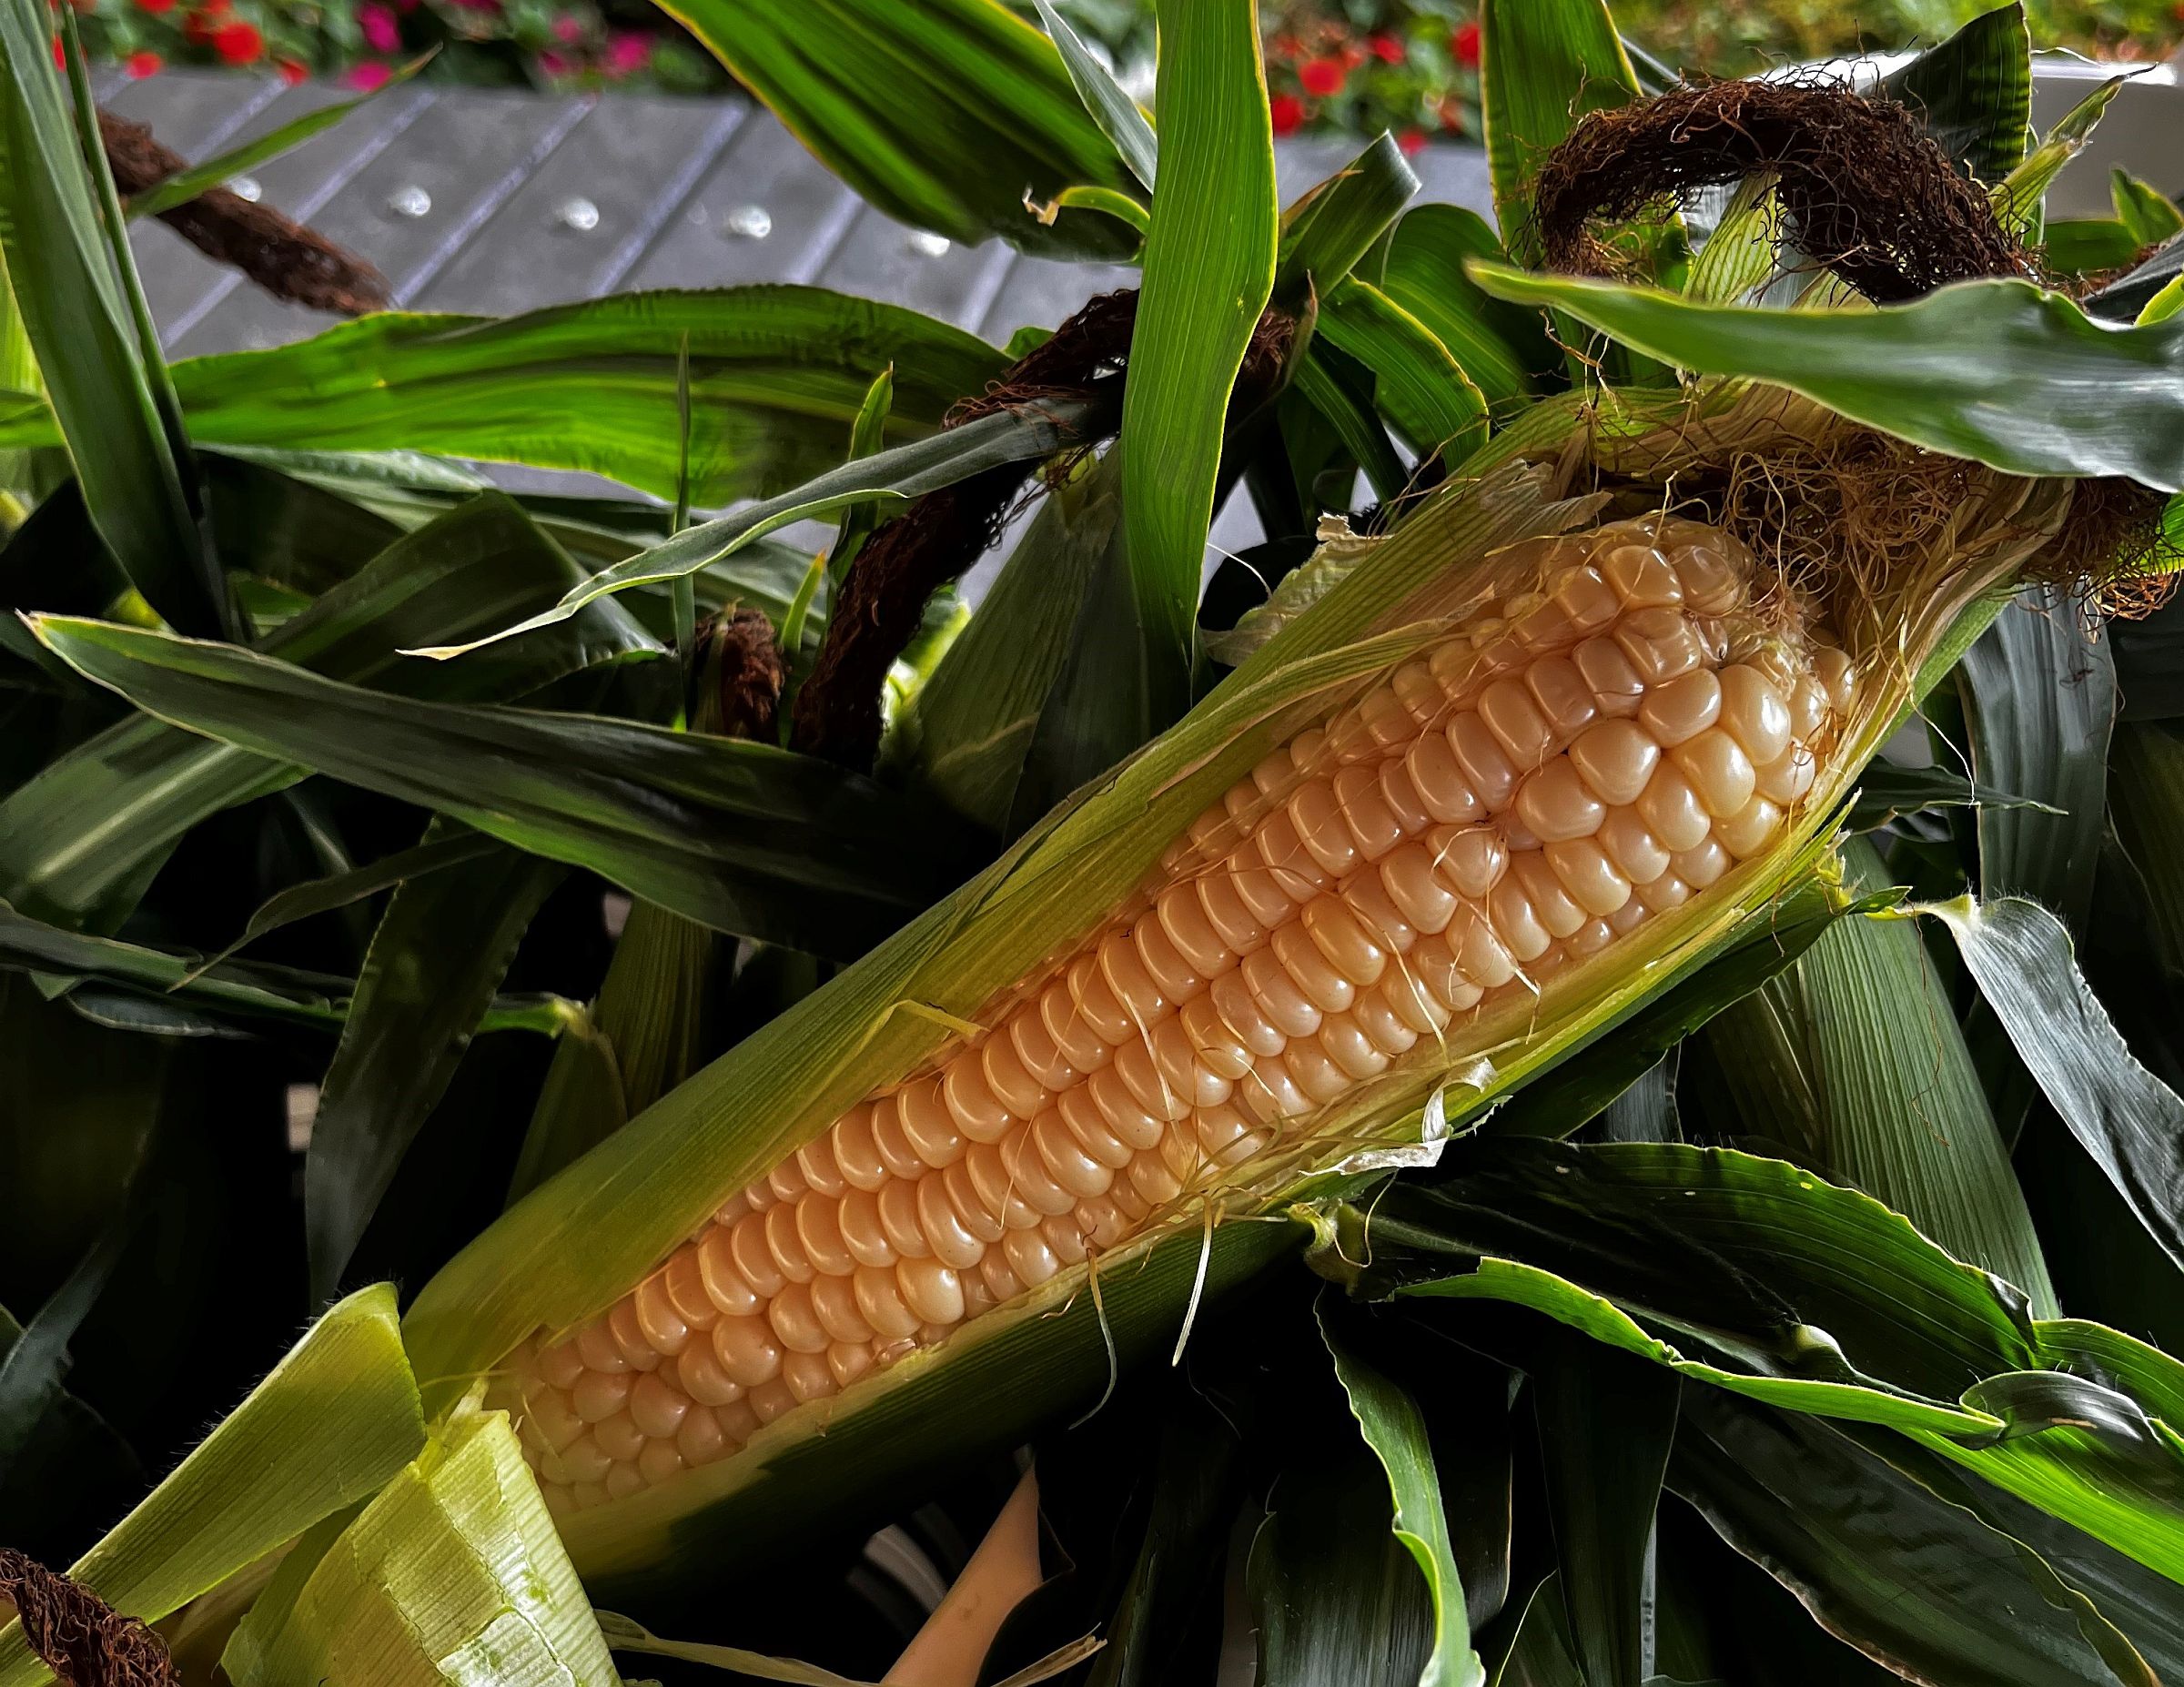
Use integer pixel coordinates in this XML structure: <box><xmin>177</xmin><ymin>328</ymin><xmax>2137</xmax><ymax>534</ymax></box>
<box><xmin>1317</xmin><ymin>1143</ymin><xmax>2184</xmax><ymax>1585</ymax></box>
<box><xmin>2048</xmin><ymin>219</ymin><xmax>2150</xmax><ymax>276</ymax></box>
<box><xmin>824</xmin><ymin>363</ymin><xmax>895</xmax><ymax>594</ymax></box>
<box><xmin>1315</xmin><ymin>279</ymin><xmax>1488</xmax><ymax>466</ymax></box>
<box><xmin>1706</xmin><ymin>838</ymin><xmax>2059</xmax><ymax>1316</ymax></box>
<box><xmin>1380</xmin><ymin>205</ymin><xmax>1556</xmax><ymax>408</ymax></box>
<box><xmin>1467</xmin><ymin>267</ymin><xmax>2184</xmax><ymax>490</ymax></box>
<box><xmin>0</xmin><ymin>0</ymin><xmax>207</xmax><ymax>635</ymax></box>
<box><xmin>0</xmin><ymin>1287</ymin><xmax>426</xmax><ymax>1687</ymax></box>
<box><xmin>1843</xmin><ymin>760</ymin><xmax>2059</xmax><ymax>833</ymax></box>
<box><xmin>1685</xmin><ymin>174</ymin><xmax>1781</xmax><ymax>306</ymax></box>
<box><xmin>664</xmin><ymin>0</ymin><xmax>1138</xmax><ymax>258</ymax></box>
<box><xmin>1478</xmin><ymin>0</ymin><xmax>1643</xmax><ymax>264</ymax></box>
<box><xmin>2111</xmin><ymin>168</ymin><xmax>2184</xmax><ymax>249</ymax></box>
<box><xmin>1320</xmin><ymin>1302</ymin><xmax>1485</xmax><ymax>1687</ymax></box>
<box><xmin>1877</xmin><ymin>3</ymin><xmax>2032</xmax><ymax>187</ymax></box>
<box><xmin>124</xmin><ymin>54</ymin><xmax>434</xmax><ymax>222</ymax></box>
<box><xmin>1034</xmin><ymin>0</ymin><xmax>1156</xmax><ymax>192</ymax></box>
<box><xmin>1117</xmin><ymin>0</ymin><xmax>1278</xmax><ymax>732</ymax></box>
<box><xmin>0</xmin><ymin>290</ymin><xmax>1004</xmax><ymax>508</ymax></box>
<box><xmin>1275</xmin><ymin>132</ymin><xmax>1420</xmax><ymax>300</ymax></box>
<box><xmin>1532</xmin><ymin>1329</ymin><xmax>1678</xmax><ymax>1687</ymax></box>
<box><xmin>307</xmin><ymin>829</ymin><xmax>568</xmax><ymax>1304</ymax></box>
<box><xmin>0</xmin><ymin>493</ymin><xmax>657</xmax><ymax>932</ymax></box>
<box><xmin>416</xmin><ymin>399</ymin><xmax>1101</xmax><ymax>658</ymax></box>
<box><xmin>1997</xmin><ymin>73</ymin><xmax>2127</xmax><ymax>237</ymax></box>
<box><xmin>1673</xmin><ymin>1391</ymin><xmax>2158</xmax><ymax>1687</ymax></box>
<box><xmin>1292</xmin><ymin>349</ymin><xmax>1407</xmax><ymax>501</ymax></box>
<box><xmin>1919</xmin><ymin>894</ymin><xmax>2184</xmax><ymax>1278</ymax></box>
<box><xmin>2110</xmin><ymin>725</ymin><xmax>2184</xmax><ymax>977</ymax></box>
<box><xmin>221</xmin><ymin>1399</ymin><xmax>617</xmax><ymax>1687</ymax></box>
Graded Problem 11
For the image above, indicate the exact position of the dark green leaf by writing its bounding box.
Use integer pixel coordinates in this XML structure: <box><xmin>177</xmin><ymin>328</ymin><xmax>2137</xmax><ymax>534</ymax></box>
<box><xmin>31</xmin><ymin>617</ymin><xmax>976</xmax><ymax>960</ymax></box>
<box><xmin>1034</xmin><ymin>0</ymin><xmax>1156</xmax><ymax>193</ymax></box>
<box><xmin>1317</xmin><ymin>280</ymin><xmax>1488</xmax><ymax>467</ymax></box>
<box><xmin>1276</xmin><ymin>133</ymin><xmax>1419</xmax><ymax>300</ymax></box>
<box><xmin>1845</xmin><ymin>757</ymin><xmax>2064</xmax><ymax>834</ymax></box>
<box><xmin>1381</xmin><ymin>206</ymin><xmax>1557</xmax><ymax>408</ymax></box>
<box><xmin>0</xmin><ymin>0</ymin><xmax>207</xmax><ymax>633</ymax></box>
<box><xmin>1534</xmin><ymin>1331</ymin><xmax>1677</xmax><ymax>1687</ymax></box>
<box><xmin>2046</xmin><ymin>219</ymin><xmax>2148</xmax><ymax>277</ymax></box>
<box><xmin>666</xmin><ymin>0</ymin><xmax>1138</xmax><ymax>258</ymax></box>
<box><xmin>1469</xmin><ymin>267</ymin><xmax>2184</xmax><ymax>491</ymax></box>
<box><xmin>0</xmin><ymin>1197</ymin><xmax>135</xmax><ymax>1479</ymax></box>
<box><xmin>1320</xmin><ymin>1302</ymin><xmax>1485</xmax><ymax>1687</ymax></box>
<box><xmin>1479</xmin><ymin>0</ymin><xmax>1643</xmax><ymax>264</ymax></box>
<box><xmin>1922</xmin><ymin>894</ymin><xmax>2184</xmax><ymax>1278</ymax></box>
<box><xmin>2111</xmin><ymin>169</ymin><xmax>2184</xmax><ymax>250</ymax></box>
<box><xmin>1673</xmin><ymin>1390</ymin><xmax>2149</xmax><ymax>1686</ymax></box>
<box><xmin>0</xmin><ymin>493</ymin><xmax>656</xmax><ymax>929</ymax></box>
<box><xmin>0</xmin><ymin>290</ymin><xmax>1004</xmax><ymax>508</ymax></box>
<box><xmin>1876</xmin><ymin>5</ymin><xmax>2032</xmax><ymax>187</ymax></box>
<box><xmin>306</xmin><ymin>831</ymin><xmax>565</xmax><ymax>1302</ymax></box>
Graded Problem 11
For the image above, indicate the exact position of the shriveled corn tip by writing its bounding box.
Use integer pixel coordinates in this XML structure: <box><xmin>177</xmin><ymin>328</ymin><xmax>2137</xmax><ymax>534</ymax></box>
<box><xmin>502</xmin><ymin>513</ymin><xmax>1855</xmax><ymax>1516</ymax></box>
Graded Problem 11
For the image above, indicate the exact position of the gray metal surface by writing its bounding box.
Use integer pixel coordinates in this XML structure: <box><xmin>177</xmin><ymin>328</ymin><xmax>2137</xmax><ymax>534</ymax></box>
<box><xmin>117</xmin><ymin>69</ymin><xmax>1497</xmax><ymax>359</ymax></box>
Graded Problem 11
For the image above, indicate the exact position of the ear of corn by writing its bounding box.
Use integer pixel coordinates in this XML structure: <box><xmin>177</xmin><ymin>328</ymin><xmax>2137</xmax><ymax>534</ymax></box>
<box><xmin>402</xmin><ymin>382</ymin><xmax>2074</xmax><ymax>1587</ymax></box>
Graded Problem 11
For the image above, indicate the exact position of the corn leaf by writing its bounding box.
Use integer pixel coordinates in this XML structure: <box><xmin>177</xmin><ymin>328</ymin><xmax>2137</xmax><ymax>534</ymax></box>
<box><xmin>0</xmin><ymin>1181</ymin><xmax>137</xmax><ymax>1481</ymax></box>
<box><xmin>0</xmin><ymin>0</ymin><xmax>207</xmax><ymax>634</ymax></box>
<box><xmin>1320</xmin><ymin>1144</ymin><xmax>2184</xmax><ymax>1585</ymax></box>
<box><xmin>2111</xmin><ymin>169</ymin><xmax>2184</xmax><ymax>249</ymax></box>
<box><xmin>1921</xmin><ymin>894</ymin><xmax>2184</xmax><ymax>1278</ymax></box>
<box><xmin>1478</xmin><ymin>0</ymin><xmax>1642</xmax><ymax>264</ymax></box>
<box><xmin>1707</xmin><ymin>839</ymin><xmax>2059</xmax><ymax>1316</ymax></box>
<box><xmin>308</xmin><ymin>832</ymin><xmax>569</xmax><ymax>1303</ymax></box>
<box><xmin>1843</xmin><ymin>761</ymin><xmax>2057</xmax><ymax>832</ymax></box>
<box><xmin>123</xmin><ymin>55</ymin><xmax>432</xmax><ymax>222</ymax></box>
<box><xmin>2048</xmin><ymin>219</ymin><xmax>2150</xmax><ymax>276</ymax></box>
<box><xmin>0</xmin><ymin>899</ymin><xmax>568</xmax><ymax>1037</ymax></box>
<box><xmin>1316</xmin><ymin>280</ymin><xmax>1488</xmax><ymax>466</ymax></box>
<box><xmin>1033</xmin><ymin>0</ymin><xmax>1155</xmax><ymax>193</ymax></box>
<box><xmin>2110</xmin><ymin>725</ymin><xmax>2184</xmax><ymax>976</ymax></box>
<box><xmin>1999</xmin><ymin>75</ymin><xmax>2126</xmax><ymax>239</ymax></box>
<box><xmin>0</xmin><ymin>290</ymin><xmax>1004</xmax><ymax>508</ymax></box>
<box><xmin>419</xmin><ymin>399</ymin><xmax>1101</xmax><ymax>658</ymax></box>
<box><xmin>1320</xmin><ymin>1305</ymin><xmax>1486</xmax><ymax>1687</ymax></box>
<box><xmin>28</xmin><ymin>617</ymin><xmax>972</xmax><ymax>960</ymax></box>
<box><xmin>0</xmin><ymin>493</ymin><xmax>657</xmax><ymax>931</ymax></box>
<box><xmin>1468</xmin><ymin>268</ymin><xmax>2184</xmax><ymax>490</ymax></box>
<box><xmin>1532</xmin><ymin>1331</ymin><xmax>1678</xmax><ymax>1687</ymax></box>
<box><xmin>1381</xmin><ymin>206</ymin><xmax>1556</xmax><ymax>408</ymax></box>
<box><xmin>222</xmin><ymin>1401</ymin><xmax>617</xmax><ymax>1687</ymax></box>
<box><xmin>1275</xmin><ymin>133</ymin><xmax>1420</xmax><ymax>299</ymax></box>
<box><xmin>1876</xmin><ymin>3</ymin><xmax>2032</xmax><ymax>187</ymax></box>
<box><xmin>1118</xmin><ymin>0</ymin><xmax>1278</xmax><ymax>726</ymax></box>
<box><xmin>662</xmin><ymin>0</ymin><xmax>1137</xmax><ymax>258</ymax></box>
<box><xmin>1673</xmin><ymin>1392</ymin><xmax>2156</xmax><ymax>1686</ymax></box>
<box><xmin>0</xmin><ymin>1286</ymin><xmax>425</xmax><ymax>1687</ymax></box>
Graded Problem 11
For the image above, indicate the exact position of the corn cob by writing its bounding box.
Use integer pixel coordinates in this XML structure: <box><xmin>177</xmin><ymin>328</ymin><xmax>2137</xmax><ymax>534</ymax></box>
<box><xmin>497</xmin><ymin>510</ymin><xmax>1857</xmax><ymax>1515</ymax></box>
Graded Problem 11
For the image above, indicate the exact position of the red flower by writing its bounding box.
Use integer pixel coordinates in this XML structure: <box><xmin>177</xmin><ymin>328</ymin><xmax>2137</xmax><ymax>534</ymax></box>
<box><xmin>135</xmin><ymin>0</ymin><xmax>174</xmax><ymax>13</ymax></box>
<box><xmin>344</xmin><ymin>59</ymin><xmax>389</xmax><ymax>89</ymax></box>
<box><xmin>1339</xmin><ymin>42</ymin><xmax>1365</xmax><ymax>68</ymax></box>
<box><xmin>1298</xmin><ymin>56</ymin><xmax>1345</xmax><ymax>96</ymax></box>
<box><xmin>51</xmin><ymin>33</ymin><xmax>64</xmax><ymax>67</ymax></box>
<box><xmin>1398</xmin><ymin>126</ymin><xmax>1426</xmax><ymax>155</ymax></box>
<box><xmin>536</xmin><ymin>46</ymin><xmax>569</xmax><ymax>76</ymax></box>
<box><xmin>357</xmin><ymin>1</ymin><xmax>399</xmax><ymax>52</ymax></box>
<box><xmin>1451</xmin><ymin>19</ymin><xmax>1481</xmax><ymax>69</ymax></box>
<box><xmin>211</xmin><ymin>17</ymin><xmax>261</xmax><ymax>61</ymax></box>
<box><xmin>1269</xmin><ymin>32</ymin><xmax>1301</xmax><ymax>59</ymax></box>
<box><xmin>1269</xmin><ymin>92</ymin><xmax>1305</xmax><ymax>136</ymax></box>
<box><xmin>126</xmin><ymin>47</ymin><xmax>162</xmax><ymax>75</ymax></box>
<box><xmin>276</xmin><ymin>56</ymin><xmax>306</xmax><ymax>82</ymax></box>
<box><xmin>1369</xmin><ymin>33</ymin><xmax>1404</xmax><ymax>63</ymax></box>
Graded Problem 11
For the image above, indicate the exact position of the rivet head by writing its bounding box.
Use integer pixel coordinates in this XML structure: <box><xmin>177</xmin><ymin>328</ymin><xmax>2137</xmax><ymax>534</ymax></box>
<box><xmin>557</xmin><ymin>197</ymin><xmax>601</xmax><ymax>233</ymax></box>
<box><xmin>724</xmin><ymin>203</ymin><xmax>773</xmax><ymax>239</ymax></box>
<box><xmin>387</xmin><ymin>184</ymin><xmax>432</xmax><ymax>218</ymax></box>
<box><xmin>907</xmin><ymin>229</ymin><xmax>951</xmax><ymax>258</ymax></box>
<box><xmin>227</xmin><ymin>174</ymin><xmax>261</xmax><ymax>203</ymax></box>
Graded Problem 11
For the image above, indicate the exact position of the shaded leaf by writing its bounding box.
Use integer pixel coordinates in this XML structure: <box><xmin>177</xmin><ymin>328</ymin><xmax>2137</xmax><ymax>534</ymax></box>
<box><xmin>1034</xmin><ymin>0</ymin><xmax>1155</xmax><ymax>193</ymax></box>
<box><xmin>1876</xmin><ymin>4</ymin><xmax>2032</xmax><ymax>187</ymax></box>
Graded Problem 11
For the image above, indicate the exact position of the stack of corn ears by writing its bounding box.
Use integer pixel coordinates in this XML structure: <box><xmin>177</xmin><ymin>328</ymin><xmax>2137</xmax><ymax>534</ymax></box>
<box><xmin>3</xmin><ymin>0</ymin><xmax>2184</xmax><ymax>1682</ymax></box>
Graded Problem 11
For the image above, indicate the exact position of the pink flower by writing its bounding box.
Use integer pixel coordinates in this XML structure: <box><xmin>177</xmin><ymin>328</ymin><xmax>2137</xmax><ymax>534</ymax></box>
<box><xmin>357</xmin><ymin>2</ymin><xmax>399</xmax><ymax>52</ymax></box>
<box><xmin>536</xmin><ymin>47</ymin><xmax>568</xmax><ymax>76</ymax></box>
<box><xmin>345</xmin><ymin>59</ymin><xmax>391</xmax><ymax>90</ymax></box>
<box><xmin>605</xmin><ymin>29</ymin><xmax>649</xmax><ymax>73</ymax></box>
<box><xmin>551</xmin><ymin>13</ymin><xmax>581</xmax><ymax>42</ymax></box>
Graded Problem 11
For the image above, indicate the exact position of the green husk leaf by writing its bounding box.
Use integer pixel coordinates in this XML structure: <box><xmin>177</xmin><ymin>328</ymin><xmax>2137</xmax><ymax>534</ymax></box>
<box><xmin>1033</xmin><ymin>0</ymin><xmax>1156</xmax><ymax>192</ymax></box>
<box><xmin>0</xmin><ymin>1287</ymin><xmax>426</xmax><ymax>1687</ymax></box>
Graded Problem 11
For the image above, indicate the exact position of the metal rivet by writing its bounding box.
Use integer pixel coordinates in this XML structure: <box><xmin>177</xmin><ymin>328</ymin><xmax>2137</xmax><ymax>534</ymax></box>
<box><xmin>387</xmin><ymin>184</ymin><xmax>432</xmax><ymax>218</ymax></box>
<box><xmin>557</xmin><ymin>197</ymin><xmax>601</xmax><ymax>233</ymax></box>
<box><xmin>227</xmin><ymin>174</ymin><xmax>261</xmax><ymax>203</ymax></box>
<box><xmin>724</xmin><ymin>203</ymin><xmax>773</xmax><ymax>239</ymax></box>
<box><xmin>907</xmin><ymin>229</ymin><xmax>951</xmax><ymax>258</ymax></box>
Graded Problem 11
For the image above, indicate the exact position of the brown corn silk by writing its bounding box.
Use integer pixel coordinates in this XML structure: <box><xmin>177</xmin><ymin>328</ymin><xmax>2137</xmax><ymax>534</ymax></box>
<box><xmin>491</xmin><ymin>395</ymin><xmax>2070</xmax><ymax>1517</ymax></box>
